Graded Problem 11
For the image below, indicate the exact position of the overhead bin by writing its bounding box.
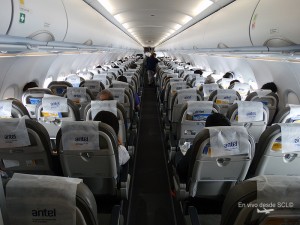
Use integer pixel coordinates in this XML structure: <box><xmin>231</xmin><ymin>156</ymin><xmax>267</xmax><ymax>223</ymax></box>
<box><xmin>203</xmin><ymin>0</ymin><xmax>259</xmax><ymax>48</ymax></box>
<box><xmin>250</xmin><ymin>0</ymin><xmax>300</xmax><ymax>47</ymax></box>
<box><xmin>0</xmin><ymin>0</ymin><xmax>12</xmax><ymax>35</ymax></box>
<box><xmin>62</xmin><ymin>0</ymin><xmax>139</xmax><ymax>49</ymax></box>
<box><xmin>8</xmin><ymin>0</ymin><xmax>67</xmax><ymax>42</ymax></box>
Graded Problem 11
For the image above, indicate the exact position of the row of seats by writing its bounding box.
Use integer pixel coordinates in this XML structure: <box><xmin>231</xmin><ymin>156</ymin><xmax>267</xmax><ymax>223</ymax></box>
<box><xmin>159</xmin><ymin>58</ymin><xmax>300</xmax><ymax>225</ymax></box>
<box><xmin>155</xmin><ymin>60</ymin><xmax>300</xmax><ymax>198</ymax></box>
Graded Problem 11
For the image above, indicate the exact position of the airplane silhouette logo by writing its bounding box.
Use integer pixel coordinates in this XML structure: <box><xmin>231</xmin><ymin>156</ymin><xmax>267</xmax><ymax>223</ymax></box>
<box><xmin>257</xmin><ymin>208</ymin><xmax>274</xmax><ymax>214</ymax></box>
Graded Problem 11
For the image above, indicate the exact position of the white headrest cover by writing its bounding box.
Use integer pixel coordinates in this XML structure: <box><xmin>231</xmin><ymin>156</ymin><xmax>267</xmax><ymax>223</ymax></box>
<box><xmin>0</xmin><ymin>100</ymin><xmax>12</xmax><ymax>118</ymax></box>
<box><xmin>195</xmin><ymin>76</ymin><xmax>205</xmax><ymax>87</ymax></box>
<box><xmin>232</xmin><ymin>83</ymin><xmax>250</xmax><ymax>97</ymax></box>
<box><xmin>112</xmin><ymin>81</ymin><xmax>129</xmax><ymax>91</ymax></box>
<box><xmin>171</xmin><ymin>81</ymin><xmax>187</xmax><ymax>92</ymax></box>
<box><xmin>108</xmin><ymin>88</ymin><xmax>125</xmax><ymax>104</ymax></box>
<box><xmin>203</xmin><ymin>84</ymin><xmax>219</xmax><ymax>97</ymax></box>
<box><xmin>169</xmin><ymin>78</ymin><xmax>184</xmax><ymax>84</ymax></box>
<box><xmin>253</xmin><ymin>175</ymin><xmax>300</xmax><ymax>208</ymax></box>
<box><xmin>42</xmin><ymin>96</ymin><xmax>68</xmax><ymax>113</ymax></box>
<box><xmin>6</xmin><ymin>173</ymin><xmax>82</xmax><ymax>225</ymax></box>
<box><xmin>288</xmin><ymin>104</ymin><xmax>300</xmax><ymax>118</ymax></box>
<box><xmin>208</xmin><ymin>126</ymin><xmax>250</xmax><ymax>157</ymax></box>
<box><xmin>279</xmin><ymin>123</ymin><xmax>300</xmax><ymax>153</ymax></box>
<box><xmin>91</xmin><ymin>100</ymin><xmax>117</xmax><ymax>119</ymax></box>
<box><xmin>62</xmin><ymin>121</ymin><xmax>100</xmax><ymax>151</ymax></box>
<box><xmin>236</xmin><ymin>101</ymin><xmax>264</xmax><ymax>122</ymax></box>
<box><xmin>216</xmin><ymin>89</ymin><xmax>237</xmax><ymax>104</ymax></box>
<box><xmin>177</xmin><ymin>88</ymin><xmax>197</xmax><ymax>104</ymax></box>
<box><xmin>0</xmin><ymin>117</ymin><xmax>30</xmax><ymax>148</ymax></box>
<box><xmin>256</xmin><ymin>89</ymin><xmax>272</xmax><ymax>97</ymax></box>
<box><xmin>67</xmin><ymin>87</ymin><xmax>87</xmax><ymax>104</ymax></box>
<box><xmin>66</xmin><ymin>74</ymin><xmax>81</xmax><ymax>87</ymax></box>
<box><xmin>84</xmin><ymin>80</ymin><xmax>101</xmax><ymax>92</ymax></box>
<box><xmin>221</xmin><ymin>78</ymin><xmax>233</xmax><ymax>89</ymax></box>
<box><xmin>187</xmin><ymin>101</ymin><xmax>213</xmax><ymax>121</ymax></box>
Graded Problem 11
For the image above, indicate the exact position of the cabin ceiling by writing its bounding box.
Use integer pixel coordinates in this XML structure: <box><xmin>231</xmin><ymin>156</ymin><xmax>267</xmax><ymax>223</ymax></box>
<box><xmin>84</xmin><ymin>0</ymin><xmax>235</xmax><ymax>47</ymax></box>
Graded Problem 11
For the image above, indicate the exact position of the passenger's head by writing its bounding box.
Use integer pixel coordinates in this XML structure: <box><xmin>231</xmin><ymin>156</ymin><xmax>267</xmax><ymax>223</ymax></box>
<box><xmin>194</xmin><ymin>69</ymin><xmax>203</xmax><ymax>75</ymax></box>
<box><xmin>204</xmin><ymin>75</ymin><xmax>215</xmax><ymax>84</ymax></box>
<box><xmin>230</xmin><ymin>79</ymin><xmax>240</xmax><ymax>86</ymax></box>
<box><xmin>99</xmin><ymin>89</ymin><xmax>114</xmax><ymax>101</ymax></box>
<box><xmin>261</xmin><ymin>82</ymin><xmax>277</xmax><ymax>93</ymax></box>
<box><xmin>117</xmin><ymin>75</ymin><xmax>128</xmax><ymax>83</ymax></box>
<box><xmin>223</xmin><ymin>72</ymin><xmax>234</xmax><ymax>79</ymax></box>
<box><xmin>205</xmin><ymin>113</ymin><xmax>231</xmax><ymax>127</ymax></box>
<box><xmin>23</xmin><ymin>81</ymin><xmax>38</xmax><ymax>92</ymax></box>
<box><xmin>129</xmin><ymin>63</ymin><xmax>137</xmax><ymax>69</ymax></box>
<box><xmin>93</xmin><ymin>111</ymin><xmax>119</xmax><ymax>135</ymax></box>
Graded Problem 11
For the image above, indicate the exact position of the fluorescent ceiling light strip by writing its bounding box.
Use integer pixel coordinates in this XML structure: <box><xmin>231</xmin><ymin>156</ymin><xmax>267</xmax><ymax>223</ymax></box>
<box><xmin>97</xmin><ymin>0</ymin><xmax>114</xmax><ymax>13</ymax></box>
<box><xmin>193</xmin><ymin>0</ymin><xmax>213</xmax><ymax>16</ymax></box>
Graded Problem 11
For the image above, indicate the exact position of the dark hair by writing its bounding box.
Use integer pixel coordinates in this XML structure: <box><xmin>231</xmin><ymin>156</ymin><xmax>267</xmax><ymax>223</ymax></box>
<box><xmin>129</xmin><ymin>63</ymin><xmax>137</xmax><ymax>69</ymax></box>
<box><xmin>99</xmin><ymin>89</ymin><xmax>114</xmax><ymax>100</ymax></box>
<box><xmin>205</xmin><ymin>113</ymin><xmax>231</xmax><ymax>127</ymax></box>
<box><xmin>93</xmin><ymin>111</ymin><xmax>119</xmax><ymax>135</ymax></box>
<box><xmin>117</xmin><ymin>75</ymin><xmax>128</xmax><ymax>83</ymax></box>
<box><xmin>229</xmin><ymin>79</ymin><xmax>240</xmax><ymax>86</ymax></box>
<box><xmin>194</xmin><ymin>69</ymin><xmax>203</xmax><ymax>75</ymax></box>
<box><xmin>23</xmin><ymin>81</ymin><xmax>38</xmax><ymax>92</ymax></box>
<box><xmin>223</xmin><ymin>72</ymin><xmax>234</xmax><ymax>79</ymax></box>
<box><xmin>261</xmin><ymin>82</ymin><xmax>277</xmax><ymax>93</ymax></box>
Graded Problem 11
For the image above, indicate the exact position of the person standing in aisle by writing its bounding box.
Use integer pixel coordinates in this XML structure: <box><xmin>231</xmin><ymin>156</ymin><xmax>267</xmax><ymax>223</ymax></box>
<box><xmin>146</xmin><ymin>52</ymin><xmax>159</xmax><ymax>86</ymax></box>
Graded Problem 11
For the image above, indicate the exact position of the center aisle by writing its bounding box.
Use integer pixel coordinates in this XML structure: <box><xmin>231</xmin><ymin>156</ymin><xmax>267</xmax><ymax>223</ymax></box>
<box><xmin>127</xmin><ymin>83</ymin><xmax>176</xmax><ymax>225</ymax></box>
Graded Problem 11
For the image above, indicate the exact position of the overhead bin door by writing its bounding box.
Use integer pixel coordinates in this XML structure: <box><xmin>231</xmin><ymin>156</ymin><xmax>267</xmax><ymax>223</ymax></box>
<box><xmin>8</xmin><ymin>0</ymin><xmax>67</xmax><ymax>42</ymax></box>
<box><xmin>203</xmin><ymin>0</ymin><xmax>260</xmax><ymax>48</ymax></box>
<box><xmin>62</xmin><ymin>0</ymin><xmax>111</xmax><ymax>46</ymax></box>
<box><xmin>0</xmin><ymin>0</ymin><xmax>12</xmax><ymax>35</ymax></box>
<box><xmin>250</xmin><ymin>0</ymin><xmax>300</xmax><ymax>47</ymax></box>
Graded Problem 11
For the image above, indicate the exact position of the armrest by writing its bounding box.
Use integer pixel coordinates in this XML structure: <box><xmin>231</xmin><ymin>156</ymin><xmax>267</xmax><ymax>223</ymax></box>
<box><xmin>187</xmin><ymin>206</ymin><xmax>201</xmax><ymax>225</ymax></box>
<box><xmin>109</xmin><ymin>204</ymin><xmax>122</xmax><ymax>225</ymax></box>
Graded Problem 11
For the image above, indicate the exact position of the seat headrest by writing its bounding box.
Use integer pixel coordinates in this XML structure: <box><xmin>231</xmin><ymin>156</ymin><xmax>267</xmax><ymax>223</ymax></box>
<box><xmin>279</xmin><ymin>123</ymin><xmax>300</xmax><ymax>153</ymax></box>
<box><xmin>250</xmin><ymin>175</ymin><xmax>300</xmax><ymax>208</ymax></box>
<box><xmin>206</xmin><ymin>126</ymin><xmax>250</xmax><ymax>157</ymax></box>
<box><xmin>66</xmin><ymin>87</ymin><xmax>91</xmax><ymax>104</ymax></box>
<box><xmin>235</xmin><ymin>101</ymin><xmax>264</xmax><ymax>122</ymax></box>
<box><xmin>203</xmin><ymin>83</ymin><xmax>219</xmax><ymax>98</ymax></box>
<box><xmin>187</xmin><ymin>101</ymin><xmax>213</xmax><ymax>121</ymax></box>
<box><xmin>61</xmin><ymin>121</ymin><xmax>100</xmax><ymax>151</ymax></box>
<box><xmin>0</xmin><ymin>100</ymin><xmax>13</xmax><ymax>118</ymax></box>
<box><xmin>6</xmin><ymin>173</ymin><xmax>82</xmax><ymax>225</ymax></box>
<box><xmin>0</xmin><ymin>117</ymin><xmax>31</xmax><ymax>148</ymax></box>
<box><xmin>177</xmin><ymin>88</ymin><xmax>197</xmax><ymax>104</ymax></box>
<box><xmin>108</xmin><ymin>88</ymin><xmax>125</xmax><ymax>104</ymax></box>
<box><xmin>91</xmin><ymin>100</ymin><xmax>117</xmax><ymax>119</ymax></box>
<box><xmin>216</xmin><ymin>89</ymin><xmax>239</xmax><ymax>104</ymax></box>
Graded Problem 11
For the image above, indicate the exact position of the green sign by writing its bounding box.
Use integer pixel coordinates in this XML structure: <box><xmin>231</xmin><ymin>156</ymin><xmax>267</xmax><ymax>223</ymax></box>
<box><xmin>19</xmin><ymin>13</ymin><xmax>25</xmax><ymax>23</ymax></box>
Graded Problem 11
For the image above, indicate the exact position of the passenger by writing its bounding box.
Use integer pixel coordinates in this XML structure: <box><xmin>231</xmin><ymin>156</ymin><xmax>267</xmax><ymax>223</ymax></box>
<box><xmin>174</xmin><ymin>113</ymin><xmax>231</xmax><ymax>182</ymax></box>
<box><xmin>204</xmin><ymin>74</ymin><xmax>215</xmax><ymax>84</ymax></box>
<box><xmin>117</xmin><ymin>75</ymin><xmax>140</xmax><ymax>111</ymax></box>
<box><xmin>93</xmin><ymin>111</ymin><xmax>130</xmax><ymax>166</ymax></box>
<box><xmin>23</xmin><ymin>81</ymin><xmax>38</xmax><ymax>92</ymax></box>
<box><xmin>98</xmin><ymin>89</ymin><xmax>114</xmax><ymax>101</ymax></box>
<box><xmin>194</xmin><ymin>69</ymin><xmax>203</xmax><ymax>75</ymax></box>
<box><xmin>223</xmin><ymin>71</ymin><xmax>234</xmax><ymax>79</ymax></box>
<box><xmin>146</xmin><ymin>52</ymin><xmax>159</xmax><ymax>86</ymax></box>
<box><xmin>129</xmin><ymin>63</ymin><xmax>138</xmax><ymax>69</ymax></box>
<box><xmin>261</xmin><ymin>82</ymin><xmax>278</xmax><ymax>93</ymax></box>
<box><xmin>229</xmin><ymin>79</ymin><xmax>240</xmax><ymax>86</ymax></box>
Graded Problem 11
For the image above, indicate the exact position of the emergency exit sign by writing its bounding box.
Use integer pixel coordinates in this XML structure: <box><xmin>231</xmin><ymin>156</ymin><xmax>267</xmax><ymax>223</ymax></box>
<box><xmin>19</xmin><ymin>13</ymin><xmax>25</xmax><ymax>23</ymax></box>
